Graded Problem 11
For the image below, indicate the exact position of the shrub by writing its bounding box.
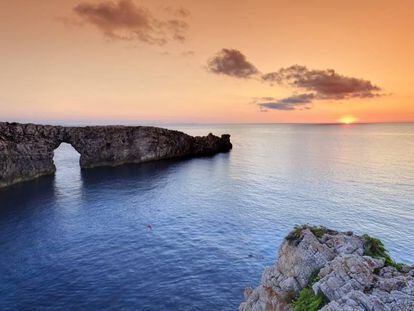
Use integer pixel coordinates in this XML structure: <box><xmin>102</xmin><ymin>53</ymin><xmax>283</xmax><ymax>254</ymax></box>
<box><xmin>362</xmin><ymin>234</ymin><xmax>404</xmax><ymax>271</ymax></box>
<box><xmin>286</xmin><ymin>224</ymin><xmax>327</xmax><ymax>243</ymax></box>
<box><xmin>292</xmin><ymin>269</ymin><xmax>328</xmax><ymax>311</ymax></box>
<box><xmin>292</xmin><ymin>288</ymin><xmax>328</xmax><ymax>311</ymax></box>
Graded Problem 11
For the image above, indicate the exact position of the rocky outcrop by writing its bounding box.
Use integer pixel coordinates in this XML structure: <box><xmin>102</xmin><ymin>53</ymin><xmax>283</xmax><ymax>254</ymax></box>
<box><xmin>240</xmin><ymin>225</ymin><xmax>413</xmax><ymax>311</ymax></box>
<box><xmin>0</xmin><ymin>122</ymin><xmax>232</xmax><ymax>188</ymax></box>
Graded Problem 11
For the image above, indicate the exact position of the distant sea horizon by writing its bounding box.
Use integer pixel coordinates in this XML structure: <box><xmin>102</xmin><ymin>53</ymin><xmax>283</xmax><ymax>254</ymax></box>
<box><xmin>2</xmin><ymin>118</ymin><xmax>414</xmax><ymax>127</ymax></box>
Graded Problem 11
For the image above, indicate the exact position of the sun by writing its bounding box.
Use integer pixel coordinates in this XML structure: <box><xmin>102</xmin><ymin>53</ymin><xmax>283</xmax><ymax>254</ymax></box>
<box><xmin>339</xmin><ymin>116</ymin><xmax>357</xmax><ymax>124</ymax></box>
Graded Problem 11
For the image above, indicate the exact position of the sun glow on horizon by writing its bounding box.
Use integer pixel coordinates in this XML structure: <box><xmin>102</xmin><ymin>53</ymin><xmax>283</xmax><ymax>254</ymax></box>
<box><xmin>339</xmin><ymin>116</ymin><xmax>358</xmax><ymax>124</ymax></box>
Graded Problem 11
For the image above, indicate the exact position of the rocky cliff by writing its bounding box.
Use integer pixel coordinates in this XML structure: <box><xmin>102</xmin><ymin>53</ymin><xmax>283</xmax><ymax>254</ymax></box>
<box><xmin>240</xmin><ymin>225</ymin><xmax>413</xmax><ymax>311</ymax></box>
<box><xmin>0</xmin><ymin>122</ymin><xmax>232</xmax><ymax>188</ymax></box>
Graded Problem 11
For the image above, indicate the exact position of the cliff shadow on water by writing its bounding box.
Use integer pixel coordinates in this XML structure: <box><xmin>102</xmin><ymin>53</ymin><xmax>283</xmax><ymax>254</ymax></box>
<box><xmin>0</xmin><ymin>149</ymin><xmax>231</xmax><ymax>216</ymax></box>
<box><xmin>80</xmin><ymin>158</ymin><xmax>192</xmax><ymax>189</ymax></box>
<box><xmin>79</xmin><ymin>152</ymin><xmax>230</xmax><ymax>194</ymax></box>
<box><xmin>0</xmin><ymin>175</ymin><xmax>56</xmax><ymax>218</ymax></box>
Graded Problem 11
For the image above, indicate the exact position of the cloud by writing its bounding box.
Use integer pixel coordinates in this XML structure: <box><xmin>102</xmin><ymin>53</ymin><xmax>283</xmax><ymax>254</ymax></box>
<box><xmin>207</xmin><ymin>49</ymin><xmax>259</xmax><ymax>78</ymax></box>
<box><xmin>256</xmin><ymin>93</ymin><xmax>315</xmax><ymax>111</ymax></box>
<box><xmin>73</xmin><ymin>0</ymin><xmax>189</xmax><ymax>45</ymax></box>
<box><xmin>261</xmin><ymin>65</ymin><xmax>382</xmax><ymax>100</ymax></box>
<box><xmin>206</xmin><ymin>50</ymin><xmax>386</xmax><ymax>112</ymax></box>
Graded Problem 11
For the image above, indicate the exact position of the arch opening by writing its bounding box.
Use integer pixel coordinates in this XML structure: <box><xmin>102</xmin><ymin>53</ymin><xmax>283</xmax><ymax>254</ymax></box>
<box><xmin>53</xmin><ymin>143</ymin><xmax>81</xmax><ymax>185</ymax></box>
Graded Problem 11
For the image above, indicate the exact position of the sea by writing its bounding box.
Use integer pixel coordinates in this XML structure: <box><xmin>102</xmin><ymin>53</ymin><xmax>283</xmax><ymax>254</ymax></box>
<box><xmin>0</xmin><ymin>123</ymin><xmax>413</xmax><ymax>310</ymax></box>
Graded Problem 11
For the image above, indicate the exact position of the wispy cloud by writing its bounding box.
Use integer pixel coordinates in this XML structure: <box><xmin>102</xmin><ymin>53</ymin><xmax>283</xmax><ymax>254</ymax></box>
<box><xmin>256</xmin><ymin>93</ymin><xmax>314</xmax><ymax>111</ymax></box>
<box><xmin>206</xmin><ymin>49</ymin><xmax>259</xmax><ymax>78</ymax></box>
<box><xmin>72</xmin><ymin>0</ymin><xmax>189</xmax><ymax>45</ymax></box>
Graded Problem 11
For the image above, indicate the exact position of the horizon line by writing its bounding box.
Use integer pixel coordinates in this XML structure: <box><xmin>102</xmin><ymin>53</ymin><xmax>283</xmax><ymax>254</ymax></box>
<box><xmin>1</xmin><ymin>119</ymin><xmax>414</xmax><ymax>127</ymax></box>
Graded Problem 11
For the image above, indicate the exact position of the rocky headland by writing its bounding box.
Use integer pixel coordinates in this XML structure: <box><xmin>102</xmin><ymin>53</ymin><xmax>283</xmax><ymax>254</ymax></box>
<box><xmin>0</xmin><ymin>122</ymin><xmax>232</xmax><ymax>188</ymax></box>
<box><xmin>240</xmin><ymin>225</ymin><xmax>413</xmax><ymax>311</ymax></box>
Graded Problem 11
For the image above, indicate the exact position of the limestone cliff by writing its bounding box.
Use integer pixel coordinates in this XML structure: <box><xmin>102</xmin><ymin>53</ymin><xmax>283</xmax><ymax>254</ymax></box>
<box><xmin>240</xmin><ymin>225</ymin><xmax>413</xmax><ymax>311</ymax></box>
<box><xmin>0</xmin><ymin>122</ymin><xmax>232</xmax><ymax>188</ymax></box>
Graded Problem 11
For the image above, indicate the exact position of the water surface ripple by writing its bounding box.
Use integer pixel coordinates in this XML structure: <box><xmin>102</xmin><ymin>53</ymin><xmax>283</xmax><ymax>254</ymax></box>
<box><xmin>0</xmin><ymin>123</ymin><xmax>413</xmax><ymax>310</ymax></box>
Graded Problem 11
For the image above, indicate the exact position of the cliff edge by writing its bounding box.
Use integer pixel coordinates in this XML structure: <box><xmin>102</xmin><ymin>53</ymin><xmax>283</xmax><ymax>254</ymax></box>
<box><xmin>240</xmin><ymin>225</ymin><xmax>413</xmax><ymax>311</ymax></box>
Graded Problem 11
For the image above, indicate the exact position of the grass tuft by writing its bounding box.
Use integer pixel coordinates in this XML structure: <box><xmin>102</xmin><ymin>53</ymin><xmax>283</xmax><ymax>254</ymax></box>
<box><xmin>286</xmin><ymin>224</ymin><xmax>328</xmax><ymax>243</ymax></box>
<box><xmin>291</xmin><ymin>269</ymin><xmax>328</xmax><ymax>311</ymax></box>
<box><xmin>292</xmin><ymin>288</ymin><xmax>328</xmax><ymax>311</ymax></box>
<box><xmin>362</xmin><ymin>234</ymin><xmax>404</xmax><ymax>271</ymax></box>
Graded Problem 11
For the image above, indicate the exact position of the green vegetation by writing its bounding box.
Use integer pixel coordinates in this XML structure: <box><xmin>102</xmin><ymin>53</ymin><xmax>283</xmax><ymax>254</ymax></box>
<box><xmin>286</xmin><ymin>227</ymin><xmax>330</xmax><ymax>310</ymax></box>
<box><xmin>308</xmin><ymin>270</ymin><xmax>321</xmax><ymax>284</ymax></box>
<box><xmin>287</xmin><ymin>227</ymin><xmax>406</xmax><ymax>310</ymax></box>
<box><xmin>292</xmin><ymin>270</ymin><xmax>328</xmax><ymax>311</ymax></box>
<box><xmin>362</xmin><ymin>234</ymin><xmax>404</xmax><ymax>271</ymax></box>
<box><xmin>286</xmin><ymin>226</ymin><xmax>404</xmax><ymax>272</ymax></box>
<box><xmin>286</xmin><ymin>224</ymin><xmax>327</xmax><ymax>243</ymax></box>
<box><xmin>292</xmin><ymin>288</ymin><xmax>328</xmax><ymax>311</ymax></box>
<box><xmin>308</xmin><ymin>225</ymin><xmax>327</xmax><ymax>238</ymax></box>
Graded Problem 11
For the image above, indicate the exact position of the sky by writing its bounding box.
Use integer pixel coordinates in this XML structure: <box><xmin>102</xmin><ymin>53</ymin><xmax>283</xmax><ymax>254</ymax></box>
<box><xmin>0</xmin><ymin>0</ymin><xmax>413</xmax><ymax>124</ymax></box>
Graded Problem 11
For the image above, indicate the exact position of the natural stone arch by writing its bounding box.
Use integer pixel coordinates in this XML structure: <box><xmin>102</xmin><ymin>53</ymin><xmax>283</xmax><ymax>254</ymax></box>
<box><xmin>0</xmin><ymin>122</ymin><xmax>232</xmax><ymax>188</ymax></box>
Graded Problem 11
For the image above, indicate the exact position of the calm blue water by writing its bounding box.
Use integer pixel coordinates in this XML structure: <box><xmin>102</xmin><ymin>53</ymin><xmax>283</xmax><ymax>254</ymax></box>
<box><xmin>0</xmin><ymin>123</ymin><xmax>413</xmax><ymax>310</ymax></box>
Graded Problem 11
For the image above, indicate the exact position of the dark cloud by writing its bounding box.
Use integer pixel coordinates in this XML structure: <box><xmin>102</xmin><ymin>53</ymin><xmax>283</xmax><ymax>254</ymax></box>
<box><xmin>257</xmin><ymin>93</ymin><xmax>315</xmax><ymax>111</ymax></box>
<box><xmin>206</xmin><ymin>50</ymin><xmax>385</xmax><ymax>111</ymax></box>
<box><xmin>207</xmin><ymin>49</ymin><xmax>259</xmax><ymax>78</ymax></box>
<box><xmin>73</xmin><ymin>0</ymin><xmax>189</xmax><ymax>45</ymax></box>
<box><xmin>262</xmin><ymin>65</ymin><xmax>381</xmax><ymax>100</ymax></box>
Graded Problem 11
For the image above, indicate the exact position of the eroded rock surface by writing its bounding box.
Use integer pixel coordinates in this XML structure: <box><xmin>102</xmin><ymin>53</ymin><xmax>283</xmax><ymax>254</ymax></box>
<box><xmin>240</xmin><ymin>226</ymin><xmax>413</xmax><ymax>311</ymax></box>
<box><xmin>0</xmin><ymin>122</ymin><xmax>232</xmax><ymax>187</ymax></box>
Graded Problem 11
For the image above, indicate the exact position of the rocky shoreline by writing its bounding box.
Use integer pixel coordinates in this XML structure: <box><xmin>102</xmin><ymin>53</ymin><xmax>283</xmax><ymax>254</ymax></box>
<box><xmin>0</xmin><ymin>122</ymin><xmax>232</xmax><ymax>188</ymax></box>
<box><xmin>240</xmin><ymin>225</ymin><xmax>413</xmax><ymax>310</ymax></box>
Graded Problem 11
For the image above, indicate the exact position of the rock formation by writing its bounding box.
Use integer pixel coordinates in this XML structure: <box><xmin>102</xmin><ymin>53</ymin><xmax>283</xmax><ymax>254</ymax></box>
<box><xmin>0</xmin><ymin>122</ymin><xmax>232</xmax><ymax>188</ymax></box>
<box><xmin>240</xmin><ymin>225</ymin><xmax>414</xmax><ymax>311</ymax></box>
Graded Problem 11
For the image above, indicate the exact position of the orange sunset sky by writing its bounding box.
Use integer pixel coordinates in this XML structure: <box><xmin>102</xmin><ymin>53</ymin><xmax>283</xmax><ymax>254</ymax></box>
<box><xmin>1</xmin><ymin>0</ymin><xmax>413</xmax><ymax>124</ymax></box>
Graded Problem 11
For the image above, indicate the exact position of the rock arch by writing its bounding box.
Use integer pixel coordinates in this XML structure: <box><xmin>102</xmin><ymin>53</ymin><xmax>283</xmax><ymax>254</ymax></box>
<box><xmin>0</xmin><ymin>122</ymin><xmax>232</xmax><ymax>188</ymax></box>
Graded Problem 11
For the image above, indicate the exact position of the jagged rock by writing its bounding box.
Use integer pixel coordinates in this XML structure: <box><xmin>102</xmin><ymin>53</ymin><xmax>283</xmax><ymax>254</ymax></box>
<box><xmin>240</xmin><ymin>226</ymin><xmax>413</xmax><ymax>311</ymax></box>
<box><xmin>271</xmin><ymin>229</ymin><xmax>336</xmax><ymax>291</ymax></box>
<box><xmin>320</xmin><ymin>291</ymin><xmax>386</xmax><ymax>311</ymax></box>
<box><xmin>240</xmin><ymin>229</ymin><xmax>336</xmax><ymax>311</ymax></box>
<box><xmin>313</xmin><ymin>255</ymin><xmax>384</xmax><ymax>301</ymax></box>
<box><xmin>317</xmin><ymin>249</ymin><xmax>414</xmax><ymax>310</ymax></box>
<box><xmin>320</xmin><ymin>232</ymin><xmax>365</xmax><ymax>256</ymax></box>
<box><xmin>0</xmin><ymin>122</ymin><xmax>232</xmax><ymax>188</ymax></box>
